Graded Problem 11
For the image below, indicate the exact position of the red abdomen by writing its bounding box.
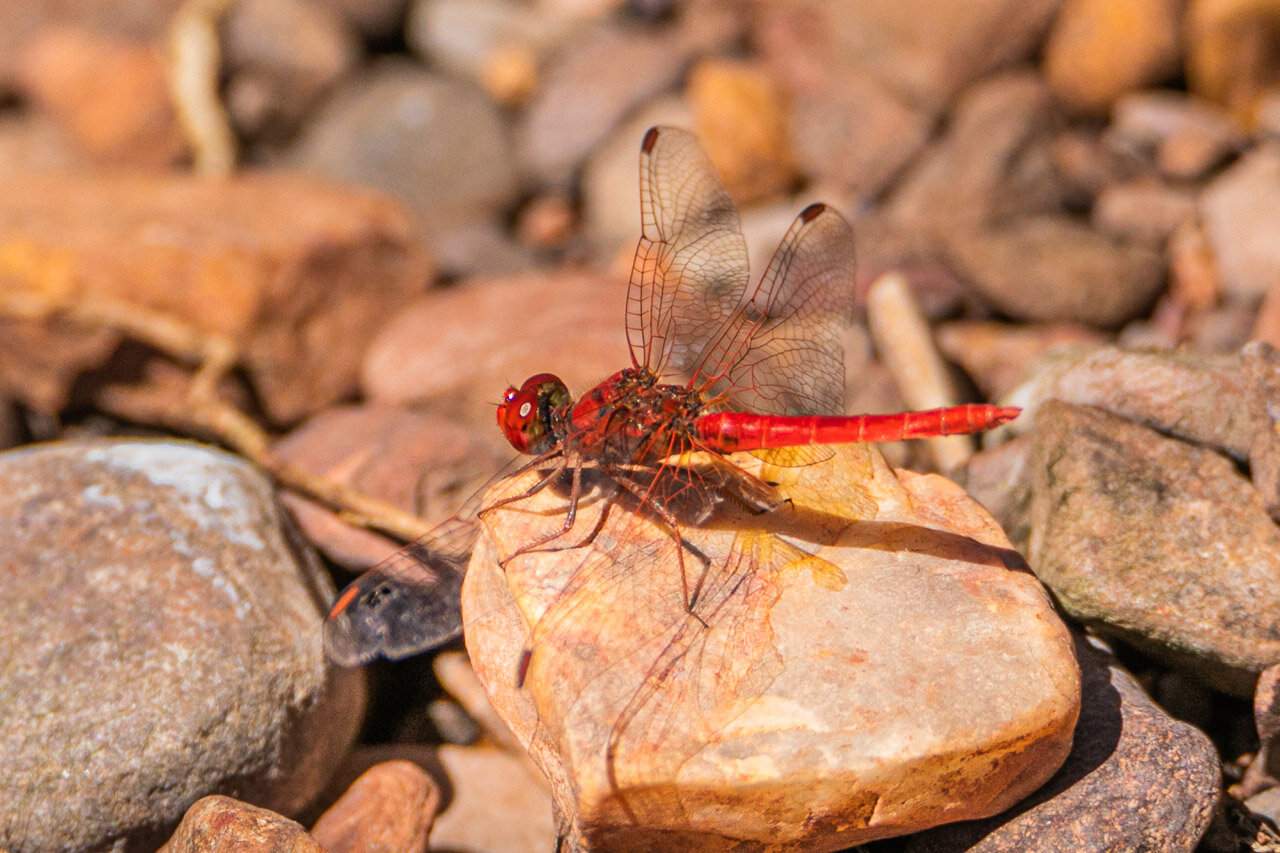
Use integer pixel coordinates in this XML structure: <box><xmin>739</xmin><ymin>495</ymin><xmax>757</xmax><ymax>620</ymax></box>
<box><xmin>693</xmin><ymin>405</ymin><xmax>1021</xmax><ymax>452</ymax></box>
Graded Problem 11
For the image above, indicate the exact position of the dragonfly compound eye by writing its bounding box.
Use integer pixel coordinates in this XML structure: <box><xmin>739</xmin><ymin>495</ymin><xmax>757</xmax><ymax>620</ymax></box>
<box><xmin>498</xmin><ymin>373</ymin><xmax>570</xmax><ymax>455</ymax></box>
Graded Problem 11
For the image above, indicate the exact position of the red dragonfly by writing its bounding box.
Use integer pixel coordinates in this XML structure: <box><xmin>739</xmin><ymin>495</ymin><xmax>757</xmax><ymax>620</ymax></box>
<box><xmin>325</xmin><ymin>125</ymin><xmax>1017</xmax><ymax>671</ymax></box>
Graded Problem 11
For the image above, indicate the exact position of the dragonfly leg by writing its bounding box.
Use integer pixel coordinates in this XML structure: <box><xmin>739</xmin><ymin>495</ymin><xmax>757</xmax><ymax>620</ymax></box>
<box><xmin>499</xmin><ymin>454</ymin><xmax>610</xmax><ymax>564</ymax></box>
<box><xmin>603</xmin><ymin>466</ymin><xmax>712</xmax><ymax>624</ymax></box>
<box><xmin>477</xmin><ymin>452</ymin><xmax>567</xmax><ymax>521</ymax></box>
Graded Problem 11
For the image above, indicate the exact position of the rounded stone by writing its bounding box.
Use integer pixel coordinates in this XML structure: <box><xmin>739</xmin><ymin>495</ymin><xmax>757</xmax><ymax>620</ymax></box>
<box><xmin>0</xmin><ymin>440</ymin><xmax>363</xmax><ymax>853</ymax></box>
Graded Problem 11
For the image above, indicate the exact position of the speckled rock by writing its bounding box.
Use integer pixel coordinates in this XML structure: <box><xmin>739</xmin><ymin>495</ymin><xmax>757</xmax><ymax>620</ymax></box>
<box><xmin>1004</xmin><ymin>345</ymin><xmax>1268</xmax><ymax>461</ymax></box>
<box><xmin>1028</xmin><ymin>401</ymin><xmax>1280</xmax><ymax>696</ymax></box>
<box><xmin>0</xmin><ymin>440</ymin><xmax>364</xmax><ymax>853</ymax></box>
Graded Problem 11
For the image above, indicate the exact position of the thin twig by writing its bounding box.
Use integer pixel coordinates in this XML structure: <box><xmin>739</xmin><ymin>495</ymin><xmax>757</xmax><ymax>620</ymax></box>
<box><xmin>0</xmin><ymin>290</ymin><xmax>434</xmax><ymax>543</ymax></box>
<box><xmin>865</xmin><ymin>271</ymin><xmax>975</xmax><ymax>471</ymax></box>
<box><xmin>168</xmin><ymin>0</ymin><xmax>237</xmax><ymax>176</ymax></box>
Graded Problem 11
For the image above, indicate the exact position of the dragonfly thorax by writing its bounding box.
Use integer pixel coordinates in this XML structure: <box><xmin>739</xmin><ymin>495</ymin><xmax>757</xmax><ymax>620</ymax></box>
<box><xmin>567</xmin><ymin>367</ymin><xmax>709</xmax><ymax>463</ymax></box>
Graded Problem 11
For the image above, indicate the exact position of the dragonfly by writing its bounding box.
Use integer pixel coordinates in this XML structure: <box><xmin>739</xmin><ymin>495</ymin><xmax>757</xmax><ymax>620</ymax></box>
<box><xmin>325</xmin><ymin>125</ymin><xmax>1017</xmax><ymax>679</ymax></box>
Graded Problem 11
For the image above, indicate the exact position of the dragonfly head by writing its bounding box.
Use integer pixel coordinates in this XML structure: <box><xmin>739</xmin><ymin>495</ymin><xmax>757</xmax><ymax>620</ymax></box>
<box><xmin>498</xmin><ymin>373</ymin><xmax>571</xmax><ymax>455</ymax></box>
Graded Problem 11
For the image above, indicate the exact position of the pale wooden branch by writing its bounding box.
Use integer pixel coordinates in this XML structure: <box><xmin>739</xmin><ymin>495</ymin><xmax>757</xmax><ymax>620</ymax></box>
<box><xmin>0</xmin><ymin>290</ymin><xmax>435</xmax><ymax>543</ymax></box>
<box><xmin>168</xmin><ymin>0</ymin><xmax>237</xmax><ymax>176</ymax></box>
<box><xmin>865</xmin><ymin>271</ymin><xmax>975</xmax><ymax>471</ymax></box>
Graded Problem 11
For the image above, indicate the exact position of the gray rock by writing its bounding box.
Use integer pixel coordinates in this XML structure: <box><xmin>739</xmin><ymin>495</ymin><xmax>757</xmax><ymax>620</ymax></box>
<box><xmin>1028</xmin><ymin>401</ymin><xmax>1280</xmax><ymax>696</ymax></box>
<box><xmin>289</xmin><ymin>62</ymin><xmax>518</xmax><ymax>239</ymax></box>
<box><xmin>0</xmin><ymin>440</ymin><xmax>364</xmax><ymax>853</ymax></box>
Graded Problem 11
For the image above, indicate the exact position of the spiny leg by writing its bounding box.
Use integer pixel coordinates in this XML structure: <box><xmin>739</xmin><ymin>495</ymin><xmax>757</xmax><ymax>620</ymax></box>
<box><xmin>603</xmin><ymin>464</ymin><xmax>713</xmax><ymax>626</ymax></box>
<box><xmin>498</xmin><ymin>453</ymin><xmax>599</xmax><ymax>565</ymax></box>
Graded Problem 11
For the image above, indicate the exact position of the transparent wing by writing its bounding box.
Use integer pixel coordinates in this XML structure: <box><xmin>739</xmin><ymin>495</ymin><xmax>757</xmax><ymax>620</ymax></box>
<box><xmin>627</xmin><ymin>126</ymin><xmax>750</xmax><ymax>376</ymax></box>
<box><xmin>690</xmin><ymin>202</ymin><xmax>857</xmax><ymax>417</ymax></box>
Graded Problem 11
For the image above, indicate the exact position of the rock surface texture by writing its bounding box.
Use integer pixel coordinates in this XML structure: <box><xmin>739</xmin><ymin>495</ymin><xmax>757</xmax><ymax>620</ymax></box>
<box><xmin>464</xmin><ymin>445</ymin><xmax>1081</xmax><ymax>851</ymax></box>
<box><xmin>0</xmin><ymin>440</ymin><xmax>363</xmax><ymax>853</ymax></box>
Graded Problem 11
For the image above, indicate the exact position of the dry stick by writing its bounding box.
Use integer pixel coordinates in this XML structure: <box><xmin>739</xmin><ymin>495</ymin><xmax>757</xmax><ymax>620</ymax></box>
<box><xmin>865</xmin><ymin>271</ymin><xmax>975</xmax><ymax>472</ymax></box>
<box><xmin>0</xmin><ymin>290</ymin><xmax>434</xmax><ymax>543</ymax></box>
<box><xmin>168</xmin><ymin>0</ymin><xmax>237</xmax><ymax>176</ymax></box>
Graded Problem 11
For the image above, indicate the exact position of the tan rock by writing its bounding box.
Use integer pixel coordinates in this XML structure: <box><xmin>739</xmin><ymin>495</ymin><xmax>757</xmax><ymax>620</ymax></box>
<box><xmin>361</xmin><ymin>271</ymin><xmax>630</xmax><ymax>431</ymax></box>
<box><xmin>1201</xmin><ymin>145</ymin><xmax>1280</xmax><ymax>300</ymax></box>
<box><xmin>0</xmin><ymin>171</ymin><xmax>430</xmax><ymax>423</ymax></box>
<box><xmin>686</xmin><ymin>59</ymin><xmax>795</xmax><ymax>205</ymax></box>
<box><xmin>17</xmin><ymin>25</ymin><xmax>186</xmax><ymax>169</ymax></box>
<box><xmin>430</xmin><ymin>744</ymin><xmax>558</xmax><ymax>853</ymax></box>
<box><xmin>935</xmin><ymin>320</ymin><xmax>1108</xmax><ymax>399</ymax></box>
<box><xmin>311</xmin><ymin>761</ymin><xmax>441</xmax><ymax>853</ymax></box>
<box><xmin>0</xmin><ymin>0</ymin><xmax>184</xmax><ymax>89</ymax></box>
<box><xmin>886</xmin><ymin>72</ymin><xmax>1062</xmax><ymax>230</ymax></box>
<box><xmin>753</xmin><ymin>4</ymin><xmax>933</xmax><ymax>200</ymax></box>
<box><xmin>288</xmin><ymin>63</ymin><xmax>519</xmax><ymax>246</ymax></box>
<box><xmin>1188</xmin><ymin>0</ymin><xmax>1280</xmax><ymax>127</ymax></box>
<box><xmin>517</xmin><ymin>25</ymin><xmax>692</xmax><ymax>185</ymax></box>
<box><xmin>1091</xmin><ymin>180</ymin><xmax>1199</xmax><ymax>243</ymax></box>
<box><xmin>1044</xmin><ymin>0</ymin><xmax>1182</xmax><ymax>114</ymax></box>
<box><xmin>0</xmin><ymin>112</ymin><xmax>84</xmax><ymax>177</ymax></box>
<box><xmin>943</xmin><ymin>216</ymin><xmax>1165</xmax><ymax>328</ymax></box>
<box><xmin>464</xmin><ymin>445</ymin><xmax>1080</xmax><ymax>849</ymax></box>
<box><xmin>905</xmin><ymin>637</ymin><xmax>1221</xmax><ymax>851</ymax></box>
<box><xmin>273</xmin><ymin>403</ymin><xmax>509</xmax><ymax>570</ymax></box>
<box><xmin>756</xmin><ymin>0</ymin><xmax>1064</xmax><ymax>111</ymax></box>
<box><xmin>580</xmin><ymin>96</ymin><xmax>698</xmax><ymax>259</ymax></box>
<box><xmin>160</xmin><ymin>796</ymin><xmax>322</xmax><ymax>853</ymax></box>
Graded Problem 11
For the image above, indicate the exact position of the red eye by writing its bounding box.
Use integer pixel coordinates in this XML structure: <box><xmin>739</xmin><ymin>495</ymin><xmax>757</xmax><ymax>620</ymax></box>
<box><xmin>497</xmin><ymin>374</ymin><xmax>570</xmax><ymax>454</ymax></box>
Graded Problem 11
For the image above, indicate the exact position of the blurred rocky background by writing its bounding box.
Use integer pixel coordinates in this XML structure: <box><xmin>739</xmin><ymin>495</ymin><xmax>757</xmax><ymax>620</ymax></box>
<box><xmin>4</xmin><ymin>0</ymin><xmax>1280</xmax><ymax>850</ymax></box>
